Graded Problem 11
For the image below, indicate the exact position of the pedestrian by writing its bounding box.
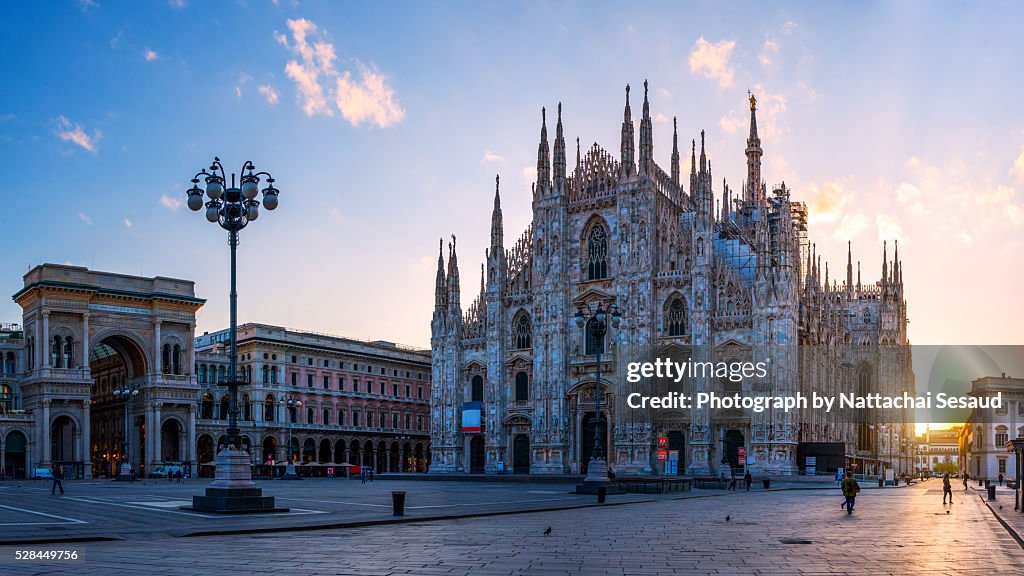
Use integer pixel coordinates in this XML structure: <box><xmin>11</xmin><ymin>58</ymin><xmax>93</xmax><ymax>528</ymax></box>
<box><xmin>999</xmin><ymin>473</ymin><xmax>1004</xmax><ymax>487</ymax></box>
<box><xmin>360</xmin><ymin>468</ymin><xmax>367</xmax><ymax>484</ymax></box>
<box><xmin>168</xmin><ymin>468</ymin><xmax>173</xmax><ymax>482</ymax></box>
<box><xmin>130</xmin><ymin>466</ymin><xmax>136</xmax><ymax>483</ymax></box>
<box><xmin>942</xmin><ymin>471</ymin><xmax>953</xmax><ymax>504</ymax></box>
<box><xmin>963</xmin><ymin>472</ymin><xmax>969</xmax><ymax>491</ymax></box>
<box><xmin>369</xmin><ymin>467</ymin><xmax>375</xmax><ymax>482</ymax></box>
<box><xmin>744</xmin><ymin>470</ymin><xmax>752</xmax><ymax>492</ymax></box>
<box><xmin>176</xmin><ymin>469</ymin><xmax>182</xmax><ymax>483</ymax></box>
<box><xmin>51</xmin><ymin>464</ymin><xmax>64</xmax><ymax>496</ymax></box>
<box><xmin>728</xmin><ymin>471</ymin><xmax>737</xmax><ymax>491</ymax></box>
<box><xmin>840</xmin><ymin>472</ymin><xmax>859</xmax><ymax>514</ymax></box>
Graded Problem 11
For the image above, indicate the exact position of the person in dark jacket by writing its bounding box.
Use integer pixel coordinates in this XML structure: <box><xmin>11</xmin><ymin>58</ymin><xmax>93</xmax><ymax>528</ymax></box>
<box><xmin>743</xmin><ymin>470</ymin><xmax>753</xmax><ymax>491</ymax></box>
<box><xmin>841</xmin><ymin>472</ymin><xmax>859</xmax><ymax>514</ymax></box>
<box><xmin>942</xmin><ymin>472</ymin><xmax>953</xmax><ymax>504</ymax></box>
<box><xmin>51</xmin><ymin>465</ymin><xmax>64</xmax><ymax>496</ymax></box>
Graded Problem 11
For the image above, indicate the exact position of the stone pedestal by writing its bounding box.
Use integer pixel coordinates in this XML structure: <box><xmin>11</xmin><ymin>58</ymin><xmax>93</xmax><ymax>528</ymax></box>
<box><xmin>574</xmin><ymin>457</ymin><xmax>626</xmax><ymax>494</ymax></box>
<box><xmin>115</xmin><ymin>463</ymin><xmax>133</xmax><ymax>482</ymax></box>
<box><xmin>186</xmin><ymin>446</ymin><xmax>287</xmax><ymax>514</ymax></box>
<box><xmin>282</xmin><ymin>462</ymin><xmax>300</xmax><ymax>480</ymax></box>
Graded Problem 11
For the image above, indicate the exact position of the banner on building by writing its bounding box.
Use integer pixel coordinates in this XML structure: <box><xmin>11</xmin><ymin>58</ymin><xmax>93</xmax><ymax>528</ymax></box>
<box><xmin>462</xmin><ymin>401</ymin><xmax>482</xmax><ymax>433</ymax></box>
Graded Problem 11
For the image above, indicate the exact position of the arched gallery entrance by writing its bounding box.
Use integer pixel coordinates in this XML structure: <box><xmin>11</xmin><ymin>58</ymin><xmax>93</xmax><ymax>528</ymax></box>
<box><xmin>469</xmin><ymin>436</ymin><xmax>485</xmax><ymax>473</ymax></box>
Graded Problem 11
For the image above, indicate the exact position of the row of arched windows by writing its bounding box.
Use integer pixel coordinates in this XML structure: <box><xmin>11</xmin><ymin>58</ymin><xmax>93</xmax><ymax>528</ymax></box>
<box><xmin>197</xmin><ymin>364</ymin><xmax>227</xmax><ymax>384</ymax></box>
<box><xmin>470</xmin><ymin>373</ymin><xmax>530</xmax><ymax>402</ymax></box>
<box><xmin>161</xmin><ymin>344</ymin><xmax>183</xmax><ymax>375</ymax></box>
<box><xmin>51</xmin><ymin>336</ymin><xmax>74</xmax><ymax>368</ymax></box>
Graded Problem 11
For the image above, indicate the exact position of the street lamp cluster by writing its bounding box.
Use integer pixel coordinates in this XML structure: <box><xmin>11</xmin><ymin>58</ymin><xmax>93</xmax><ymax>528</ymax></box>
<box><xmin>112</xmin><ymin>386</ymin><xmax>139</xmax><ymax>480</ymax></box>
<box><xmin>185</xmin><ymin>157</ymin><xmax>285</xmax><ymax>514</ymax></box>
<box><xmin>574</xmin><ymin>302</ymin><xmax>620</xmax><ymax>487</ymax></box>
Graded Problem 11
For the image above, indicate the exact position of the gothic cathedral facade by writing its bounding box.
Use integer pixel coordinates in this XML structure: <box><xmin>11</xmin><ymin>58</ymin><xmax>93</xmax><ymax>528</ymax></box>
<box><xmin>430</xmin><ymin>82</ymin><xmax>912</xmax><ymax>477</ymax></box>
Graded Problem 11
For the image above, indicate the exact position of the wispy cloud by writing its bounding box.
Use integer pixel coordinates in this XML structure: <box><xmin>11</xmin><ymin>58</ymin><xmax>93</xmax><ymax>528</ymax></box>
<box><xmin>875</xmin><ymin>214</ymin><xmax>905</xmax><ymax>243</ymax></box>
<box><xmin>160</xmin><ymin>195</ymin><xmax>183</xmax><ymax>211</ymax></box>
<box><xmin>143</xmin><ymin>48</ymin><xmax>159</xmax><ymax>62</ymax></box>
<box><xmin>688</xmin><ymin>37</ymin><xmax>736</xmax><ymax>88</ymax></box>
<box><xmin>1011</xmin><ymin>145</ymin><xmax>1024</xmax><ymax>182</ymax></box>
<box><xmin>258</xmin><ymin>84</ymin><xmax>279</xmax><ymax>105</ymax></box>
<box><xmin>278</xmin><ymin>18</ymin><xmax>405</xmax><ymax>127</ymax></box>
<box><xmin>55</xmin><ymin>116</ymin><xmax>101</xmax><ymax>153</ymax></box>
<box><xmin>480</xmin><ymin>150</ymin><xmax>504</xmax><ymax>164</ymax></box>
<box><xmin>78</xmin><ymin>0</ymin><xmax>99</xmax><ymax>12</ymax></box>
<box><xmin>235</xmin><ymin>73</ymin><xmax>252</xmax><ymax>99</ymax></box>
<box><xmin>758</xmin><ymin>37</ymin><xmax>779</xmax><ymax>68</ymax></box>
<box><xmin>168</xmin><ymin>0</ymin><xmax>185</xmax><ymax>9</ymax></box>
<box><xmin>123</xmin><ymin>218</ymin><xmax>133</xmax><ymax>228</ymax></box>
<box><xmin>805</xmin><ymin>178</ymin><xmax>852</xmax><ymax>225</ymax></box>
<box><xmin>79</xmin><ymin>212</ymin><xmax>93</xmax><ymax>225</ymax></box>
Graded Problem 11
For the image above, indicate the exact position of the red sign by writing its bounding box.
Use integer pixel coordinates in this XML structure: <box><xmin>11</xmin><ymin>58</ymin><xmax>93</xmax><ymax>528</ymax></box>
<box><xmin>738</xmin><ymin>456</ymin><xmax>747</xmax><ymax>465</ymax></box>
<box><xmin>738</xmin><ymin>447</ymin><xmax>746</xmax><ymax>456</ymax></box>
<box><xmin>657</xmin><ymin>450</ymin><xmax>668</xmax><ymax>461</ymax></box>
<box><xmin>327</xmin><ymin>467</ymin><xmax>334</xmax><ymax>476</ymax></box>
<box><xmin>657</xmin><ymin>437</ymin><xmax>668</xmax><ymax>449</ymax></box>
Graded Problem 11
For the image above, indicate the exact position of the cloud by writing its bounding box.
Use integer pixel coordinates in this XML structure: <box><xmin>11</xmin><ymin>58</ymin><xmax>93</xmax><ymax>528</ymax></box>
<box><xmin>657</xmin><ymin>88</ymin><xmax>671</xmax><ymax>98</ymax></box>
<box><xmin>894</xmin><ymin>182</ymin><xmax>926</xmax><ymax>213</ymax></box>
<box><xmin>160</xmin><ymin>195</ymin><xmax>183</xmax><ymax>211</ymax></box>
<box><xmin>758</xmin><ymin>37</ymin><xmax>779</xmax><ymax>68</ymax></box>
<box><xmin>55</xmin><ymin>116</ymin><xmax>101</xmax><ymax>153</ymax></box>
<box><xmin>833</xmin><ymin>212</ymin><xmax>869</xmax><ymax>241</ymax></box>
<box><xmin>958</xmin><ymin>232</ymin><xmax>973</xmax><ymax>244</ymax></box>
<box><xmin>143</xmin><ymin>48</ymin><xmax>159</xmax><ymax>62</ymax></box>
<box><xmin>168</xmin><ymin>0</ymin><xmax>185</xmax><ymax>8</ymax></box>
<box><xmin>258</xmin><ymin>84</ymin><xmax>279</xmax><ymax>105</ymax></box>
<box><xmin>278</xmin><ymin>18</ymin><xmax>405</xmax><ymax>127</ymax></box>
<box><xmin>1011</xmin><ymin>146</ymin><xmax>1024</xmax><ymax>182</ymax></box>
<box><xmin>875</xmin><ymin>214</ymin><xmax>905</xmax><ymax>243</ymax></box>
<box><xmin>334</xmin><ymin>64</ymin><xmax>405</xmax><ymax>127</ymax></box>
<box><xmin>123</xmin><ymin>218</ymin><xmax>133</xmax><ymax>228</ymax></box>
<box><xmin>235</xmin><ymin>73</ymin><xmax>252</xmax><ymax>100</ymax></box>
<box><xmin>79</xmin><ymin>212</ymin><xmax>92</xmax><ymax>225</ymax></box>
<box><xmin>783</xmin><ymin>20</ymin><xmax>798</xmax><ymax>35</ymax></box>
<box><xmin>78</xmin><ymin>0</ymin><xmax>99</xmax><ymax>11</ymax></box>
<box><xmin>110</xmin><ymin>31</ymin><xmax>123</xmax><ymax>48</ymax></box>
<box><xmin>1008</xmin><ymin>204</ymin><xmax>1024</xmax><ymax>226</ymax></box>
<box><xmin>521</xmin><ymin>165</ymin><xmax>535</xmax><ymax>186</ymax></box>
<box><xmin>805</xmin><ymin>178</ymin><xmax>852</xmax><ymax>225</ymax></box>
<box><xmin>480</xmin><ymin>150</ymin><xmax>504</xmax><ymax>164</ymax></box>
<box><xmin>688</xmin><ymin>37</ymin><xmax>736</xmax><ymax>88</ymax></box>
<box><xmin>653</xmin><ymin>112</ymin><xmax>670</xmax><ymax>124</ymax></box>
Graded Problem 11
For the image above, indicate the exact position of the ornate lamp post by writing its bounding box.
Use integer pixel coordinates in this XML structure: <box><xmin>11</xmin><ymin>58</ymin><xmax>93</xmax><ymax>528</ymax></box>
<box><xmin>284</xmin><ymin>397</ymin><xmax>301</xmax><ymax>480</ymax></box>
<box><xmin>112</xmin><ymin>385</ymin><xmax>139</xmax><ymax>480</ymax></box>
<box><xmin>185</xmin><ymin>157</ymin><xmax>285</xmax><ymax>513</ymax></box>
<box><xmin>574</xmin><ymin>302</ymin><xmax>621</xmax><ymax>486</ymax></box>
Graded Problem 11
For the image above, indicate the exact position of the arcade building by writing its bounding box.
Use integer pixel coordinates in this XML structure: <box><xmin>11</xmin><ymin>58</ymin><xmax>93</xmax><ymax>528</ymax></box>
<box><xmin>0</xmin><ymin>264</ymin><xmax>430</xmax><ymax>479</ymax></box>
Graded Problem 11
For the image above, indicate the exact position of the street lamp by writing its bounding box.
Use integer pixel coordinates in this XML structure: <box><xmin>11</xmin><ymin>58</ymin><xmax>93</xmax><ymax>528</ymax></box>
<box><xmin>112</xmin><ymin>386</ymin><xmax>139</xmax><ymax>480</ymax></box>
<box><xmin>574</xmin><ymin>302</ymin><xmax>621</xmax><ymax>486</ymax></box>
<box><xmin>284</xmin><ymin>397</ymin><xmax>301</xmax><ymax>480</ymax></box>
<box><xmin>869</xmin><ymin>424</ymin><xmax>877</xmax><ymax>478</ymax></box>
<box><xmin>186</xmin><ymin>157</ymin><xmax>284</xmax><ymax>513</ymax></box>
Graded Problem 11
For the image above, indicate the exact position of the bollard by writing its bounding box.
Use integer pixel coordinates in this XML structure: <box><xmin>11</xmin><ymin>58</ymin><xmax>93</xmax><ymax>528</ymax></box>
<box><xmin>392</xmin><ymin>491</ymin><xmax>406</xmax><ymax>516</ymax></box>
<box><xmin>878</xmin><ymin>478</ymin><xmax>883</xmax><ymax>488</ymax></box>
<box><xmin>762</xmin><ymin>479</ymin><xmax>771</xmax><ymax>489</ymax></box>
<box><xmin>597</xmin><ymin>486</ymin><xmax>607</xmax><ymax>504</ymax></box>
<box><xmin>987</xmin><ymin>485</ymin><xmax>996</xmax><ymax>501</ymax></box>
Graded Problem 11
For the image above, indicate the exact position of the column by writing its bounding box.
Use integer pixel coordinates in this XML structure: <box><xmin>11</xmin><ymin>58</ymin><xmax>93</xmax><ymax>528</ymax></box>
<box><xmin>81</xmin><ymin>400</ymin><xmax>92</xmax><ymax>478</ymax></box>
<box><xmin>188</xmin><ymin>404</ymin><xmax>197</xmax><ymax>465</ymax></box>
<box><xmin>82</xmin><ymin>313</ymin><xmax>90</xmax><ymax>369</ymax></box>
<box><xmin>144</xmin><ymin>403</ymin><xmax>154</xmax><ymax>471</ymax></box>
<box><xmin>188</xmin><ymin>323</ymin><xmax>196</xmax><ymax>378</ymax></box>
<box><xmin>153</xmin><ymin>402</ymin><xmax>162</xmax><ymax>465</ymax></box>
<box><xmin>34</xmin><ymin>315</ymin><xmax>41</xmax><ymax>370</ymax></box>
<box><xmin>1</xmin><ymin>437</ymin><xmax>5</xmax><ymax>477</ymax></box>
<box><xmin>153</xmin><ymin>320</ymin><xmax>162</xmax><ymax>375</ymax></box>
<box><xmin>41</xmin><ymin>399</ymin><xmax>51</xmax><ymax>464</ymax></box>
<box><xmin>42</xmin><ymin>312</ymin><xmax>50</xmax><ymax>367</ymax></box>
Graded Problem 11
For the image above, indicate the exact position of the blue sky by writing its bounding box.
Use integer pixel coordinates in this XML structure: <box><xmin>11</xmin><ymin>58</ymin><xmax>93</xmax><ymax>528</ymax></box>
<box><xmin>1</xmin><ymin>1</ymin><xmax>1023</xmax><ymax>347</ymax></box>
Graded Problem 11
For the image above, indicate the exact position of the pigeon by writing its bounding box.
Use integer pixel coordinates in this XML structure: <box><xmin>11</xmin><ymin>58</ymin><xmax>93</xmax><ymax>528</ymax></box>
<box><xmin>726</xmin><ymin>515</ymin><xmax>731</xmax><ymax>522</ymax></box>
<box><xmin>543</xmin><ymin>527</ymin><xmax>551</xmax><ymax>536</ymax></box>
<box><xmin>946</xmin><ymin>510</ymin><xmax>950</xmax><ymax>514</ymax></box>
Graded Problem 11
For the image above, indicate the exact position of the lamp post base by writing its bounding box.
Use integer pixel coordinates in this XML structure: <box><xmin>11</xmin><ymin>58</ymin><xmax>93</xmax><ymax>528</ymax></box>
<box><xmin>282</xmin><ymin>462</ymin><xmax>300</xmax><ymax>480</ymax></box>
<box><xmin>114</xmin><ymin>463</ymin><xmax>133</xmax><ymax>482</ymax></box>
<box><xmin>187</xmin><ymin>446</ymin><xmax>288</xmax><ymax>514</ymax></box>
<box><xmin>574</xmin><ymin>457</ymin><xmax>626</xmax><ymax>495</ymax></box>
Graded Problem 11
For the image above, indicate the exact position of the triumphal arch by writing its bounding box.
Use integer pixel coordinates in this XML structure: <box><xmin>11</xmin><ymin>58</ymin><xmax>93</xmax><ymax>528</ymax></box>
<box><xmin>14</xmin><ymin>264</ymin><xmax>203</xmax><ymax>478</ymax></box>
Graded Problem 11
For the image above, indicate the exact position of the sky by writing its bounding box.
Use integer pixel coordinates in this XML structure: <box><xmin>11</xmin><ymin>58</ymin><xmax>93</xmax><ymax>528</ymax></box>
<box><xmin>1</xmin><ymin>1</ymin><xmax>1023</xmax><ymax>350</ymax></box>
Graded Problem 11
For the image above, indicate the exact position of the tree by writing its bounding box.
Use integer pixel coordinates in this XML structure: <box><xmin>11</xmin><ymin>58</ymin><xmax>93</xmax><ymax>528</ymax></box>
<box><xmin>933</xmin><ymin>461</ymin><xmax>958</xmax><ymax>476</ymax></box>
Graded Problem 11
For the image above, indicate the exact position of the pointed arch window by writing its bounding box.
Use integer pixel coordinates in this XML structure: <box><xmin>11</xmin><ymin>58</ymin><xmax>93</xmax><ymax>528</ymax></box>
<box><xmin>172</xmin><ymin>344</ymin><xmax>182</xmax><ymax>375</ymax></box>
<box><xmin>52</xmin><ymin>336</ymin><xmax>63</xmax><ymax>368</ymax></box>
<box><xmin>63</xmin><ymin>336</ymin><xmax>74</xmax><ymax>368</ymax></box>
<box><xmin>471</xmin><ymin>375</ymin><xmax>484</xmax><ymax>403</ymax></box>
<box><xmin>586</xmin><ymin>225</ymin><xmax>609</xmax><ymax>280</ymax></box>
<box><xmin>515</xmin><ymin>371</ymin><xmax>529</xmax><ymax>402</ymax></box>
<box><xmin>512</xmin><ymin>313</ymin><xmax>532</xmax><ymax>349</ymax></box>
<box><xmin>665</xmin><ymin>297</ymin><xmax>687</xmax><ymax>337</ymax></box>
<box><xmin>162</xmin><ymin>344</ymin><xmax>171</xmax><ymax>374</ymax></box>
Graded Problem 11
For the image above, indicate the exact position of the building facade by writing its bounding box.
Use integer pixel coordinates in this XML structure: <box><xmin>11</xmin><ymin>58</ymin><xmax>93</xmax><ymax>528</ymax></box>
<box><xmin>194</xmin><ymin>323</ymin><xmax>431</xmax><ymax>476</ymax></box>
<box><xmin>0</xmin><ymin>264</ymin><xmax>430</xmax><ymax>479</ymax></box>
<box><xmin>431</xmin><ymin>83</ymin><xmax>914</xmax><ymax>476</ymax></box>
<box><xmin>959</xmin><ymin>375</ymin><xmax>1023</xmax><ymax>481</ymax></box>
<box><xmin>915</xmin><ymin>427</ymin><xmax>961</xmax><ymax>475</ymax></box>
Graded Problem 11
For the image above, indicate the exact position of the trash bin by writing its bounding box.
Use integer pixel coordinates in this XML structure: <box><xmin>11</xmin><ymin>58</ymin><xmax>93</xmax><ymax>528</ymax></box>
<box><xmin>987</xmin><ymin>485</ymin><xmax>997</xmax><ymax>501</ymax></box>
<box><xmin>392</xmin><ymin>491</ymin><xmax>406</xmax><ymax>516</ymax></box>
<box><xmin>597</xmin><ymin>486</ymin><xmax>607</xmax><ymax>504</ymax></box>
<box><xmin>762</xmin><ymin>479</ymin><xmax>770</xmax><ymax>489</ymax></box>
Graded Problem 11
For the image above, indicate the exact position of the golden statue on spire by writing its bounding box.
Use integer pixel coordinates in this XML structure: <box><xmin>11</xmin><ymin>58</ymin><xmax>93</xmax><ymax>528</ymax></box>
<box><xmin>749</xmin><ymin>90</ymin><xmax>757</xmax><ymax>111</ymax></box>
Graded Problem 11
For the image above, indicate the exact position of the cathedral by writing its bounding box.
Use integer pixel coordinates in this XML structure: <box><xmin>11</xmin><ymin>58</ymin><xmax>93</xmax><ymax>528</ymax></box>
<box><xmin>430</xmin><ymin>82</ymin><xmax>913</xmax><ymax>477</ymax></box>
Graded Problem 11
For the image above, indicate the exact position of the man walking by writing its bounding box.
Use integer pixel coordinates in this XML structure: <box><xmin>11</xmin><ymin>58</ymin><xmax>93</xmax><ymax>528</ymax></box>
<box><xmin>999</xmin><ymin>473</ymin><xmax>1004</xmax><ymax>486</ymax></box>
<box><xmin>50</xmin><ymin>465</ymin><xmax>64</xmax><ymax>496</ymax></box>
<box><xmin>963</xmin><ymin>472</ymin><xmax>969</xmax><ymax>491</ymax></box>
<box><xmin>841</xmin><ymin>471</ymin><xmax>859</xmax><ymax>514</ymax></box>
<box><xmin>942</xmin><ymin>471</ymin><xmax>953</xmax><ymax>504</ymax></box>
<box><xmin>743</xmin><ymin>470</ymin><xmax>752</xmax><ymax>492</ymax></box>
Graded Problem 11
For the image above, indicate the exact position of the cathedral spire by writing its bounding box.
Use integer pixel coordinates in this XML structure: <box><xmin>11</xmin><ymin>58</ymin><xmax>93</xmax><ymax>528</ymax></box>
<box><xmin>620</xmin><ymin>84</ymin><xmax>635</xmax><ymax>177</ymax></box>
<box><xmin>576</xmin><ymin>136</ymin><xmax>581</xmax><ymax>175</ymax></box>
<box><xmin>846</xmin><ymin>241</ymin><xmax>853</xmax><ymax>296</ymax></box>
<box><xmin>638</xmin><ymin>79</ymin><xmax>653</xmax><ymax>175</ymax></box>
<box><xmin>857</xmin><ymin>261</ymin><xmax>862</xmax><ymax>294</ymax></box>
<box><xmin>745</xmin><ymin>91</ymin><xmax>763</xmax><ymax>206</ymax></box>
<box><xmin>881</xmin><ymin>240</ymin><xmax>888</xmax><ymax>290</ymax></box>
<box><xmin>671</xmin><ymin>116</ymin><xmax>680</xmax><ymax>186</ymax></box>
<box><xmin>721</xmin><ymin>183</ymin><xmax>730</xmax><ymax>222</ymax></box>
<box><xmin>699</xmin><ymin>129</ymin><xmax>707</xmax><ymax>174</ymax></box>
<box><xmin>689</xmin><ymin>138</ymin><xmax>697</xmax><ymax>194</ymax></box>
<box><xmin>434</xmin><ymin>237</ymin><xmax>446</xmax><ymax>309</ymax></box>
<box><xmin>553</xmin><ymin>102</ymin><xmax>566</xmax><ymax>190</ymax></box>
<box><xmin>447</xmin><ymin>235</ymin><xmax>460</xmax><ymax>310</ymax></box>
<box><xmin>490</xmin><ymin>174</ymin><xmax>503</xmax><ymax>250</ymax></box>
<box><xmin>536</xmin><ymin>107</ymin><xmax>550</xmax><ymax>195</ymax></box>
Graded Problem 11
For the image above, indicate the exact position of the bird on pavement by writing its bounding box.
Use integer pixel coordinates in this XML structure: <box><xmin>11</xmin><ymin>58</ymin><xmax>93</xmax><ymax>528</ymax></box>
<box><xmin>946</xmin><ymin>510</ymin><xmax>950</xmax><ymax>514</ymax></box>
<box><xmin>725</xmin><ymin>515</ymin><xmax>731</xmax><ymax>522</ymax></box>
<box><xmin>544</xmin><ymin>527</ymin><xmax>551</xmax><ymax>536</ymax></box>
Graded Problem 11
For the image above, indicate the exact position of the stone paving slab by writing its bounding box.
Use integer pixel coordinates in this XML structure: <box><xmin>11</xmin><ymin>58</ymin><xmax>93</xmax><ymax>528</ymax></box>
<box><xmin>0</xmin><ymin>480</ymin><xmax>1018</xmax><ymax>575</ymax></box>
